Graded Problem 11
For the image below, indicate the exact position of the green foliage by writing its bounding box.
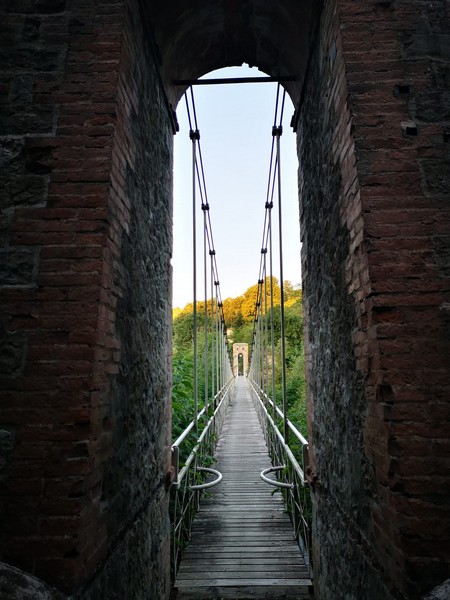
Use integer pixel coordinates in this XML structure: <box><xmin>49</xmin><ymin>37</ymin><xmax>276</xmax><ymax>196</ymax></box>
<box><xmin>222</xmin><ymin>277</ymin><xmax>282</xmax><ymax>326</ymax></box>
<box><xmin>172</xmin><ymin>354</ymin><xmax>194</xmax><ymax>441</ymax></box>
<box><xmin>285</xmin><ymin>351</ymin><xmax>307</xmax><ymax>436</ymax></box>
<box><xmin>172</xmin><ymin>279</ymin><xmax>308</xmax><ymax>447</ymax></box>
<box><xmin>228</xmin><ymin>320</ymin><xmax>253</xmax><ymax>347</ymax></box>
<box><xmin>173</xmin><ymin>312</ymin><xmax>195</xmax><ymax>353</ymax></box>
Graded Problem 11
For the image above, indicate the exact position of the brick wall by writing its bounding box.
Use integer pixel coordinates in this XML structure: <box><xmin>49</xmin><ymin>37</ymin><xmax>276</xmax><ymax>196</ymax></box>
<box><xmin>0</xmin><ymin>0</ymin><xmax>172</xmax><ymax>597</ymax></box>
<box><xmin>298</xmin><ymin>0</ymin><xmax>386</xmax><ymax>597</ymax></box>
<box><xmin>341</xmin><ymin>1</ymin><xmax>450</xmax><ymax>597</ymax></box>
<box><xmin>299</xmin><ymin>1</ymin><xmax>450</xmax><ymax>598</ymax></box>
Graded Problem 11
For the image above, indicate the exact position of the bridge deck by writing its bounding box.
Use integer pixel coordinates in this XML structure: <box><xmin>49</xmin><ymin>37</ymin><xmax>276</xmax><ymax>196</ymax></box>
<box><xmin>175</xmin><ymin>377</ymin><xmax>312</xmax><ymax>599</ymax></box>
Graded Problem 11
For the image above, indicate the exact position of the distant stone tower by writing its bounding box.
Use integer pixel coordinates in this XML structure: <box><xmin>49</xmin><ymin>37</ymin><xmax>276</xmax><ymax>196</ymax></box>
<box><xmin>232</xmin><ymin>343</ymin><xmax>248</xmax><ymax>377</ymax></box>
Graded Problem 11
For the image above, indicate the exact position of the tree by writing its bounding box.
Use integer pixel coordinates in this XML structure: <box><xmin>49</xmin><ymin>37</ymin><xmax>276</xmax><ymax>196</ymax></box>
<box><xmin>173</xmin><ymin>311</ymin><xmax>195</xmax><ymax>353</ymax></box>
<box><xmin>172</xmin><ymin>279</ymin><xmax>307</xmax><ymax>438</ymax></box>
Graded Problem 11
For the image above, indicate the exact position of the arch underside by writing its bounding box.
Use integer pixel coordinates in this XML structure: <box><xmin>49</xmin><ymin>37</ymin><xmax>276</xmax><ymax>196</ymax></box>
<box><xmin>146</xmin><ymin>0</ymin><xmax>318</xmax><ymax>106</ymax></box>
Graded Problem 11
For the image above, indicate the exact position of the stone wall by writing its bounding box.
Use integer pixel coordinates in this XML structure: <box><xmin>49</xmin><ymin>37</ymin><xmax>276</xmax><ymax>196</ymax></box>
<box><xmin>298</xmin><ymin>1</ymin><xmax>388</xmax><ymax>597</ymax></box>
<box><xmin>78</xmin><ymin>0</ymin><xmax>173</xmax><ymax>597</ymax></box>
<box><xmin>0</xmin><ymin>562</ymin><xmax>65</xmax><ymax>600</ymax></box>
<box><xmin>299</xmin><ymin>1</ymin><xmax>450</xmax><ymax>598</ymax></box>
<box><xmin>0</xmin><ymin>0</ymin><xmax>173</xmax><ymax>597</ymax></box>
<box><xmin>342</xmin><ymin>0</ymin><xmax>450</xmax><ymax>596</ymax></box>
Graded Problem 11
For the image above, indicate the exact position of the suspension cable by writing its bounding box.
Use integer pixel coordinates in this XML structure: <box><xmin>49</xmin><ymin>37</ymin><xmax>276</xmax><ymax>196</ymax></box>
<box><xmin>249</xmin><ymin>84</ymin><xmax>290</xmax><ymax>443</ymax></box>
<box><xmin>184</xmin><ymin>87</ymin><xmax>232</xmax><ymax>423</ymax></box>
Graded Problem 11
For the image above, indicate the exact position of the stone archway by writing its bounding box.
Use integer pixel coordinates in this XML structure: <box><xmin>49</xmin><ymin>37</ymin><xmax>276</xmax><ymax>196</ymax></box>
<box><xmin>232</xmin><ymin>343</ymin><xmax>249</xmax><ymax>377</ymax></box>
<box><xmin>1</xmin><ymin>1</ymin><xmax>449</xmax><ymax>599</ymax></box>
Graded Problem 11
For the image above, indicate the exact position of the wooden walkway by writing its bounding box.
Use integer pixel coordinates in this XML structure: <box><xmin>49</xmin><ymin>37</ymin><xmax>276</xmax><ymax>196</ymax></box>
<box><xmin>174</xmin><ymin>377</ymin><xmax>312</xmax><ymax>599</ymax></box>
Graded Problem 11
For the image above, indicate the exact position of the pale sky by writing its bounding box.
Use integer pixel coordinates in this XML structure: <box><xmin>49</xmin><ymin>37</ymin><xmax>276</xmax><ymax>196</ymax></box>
<box><xmin>172</xmin><ymin>65</ymin><xmax>301</xmax><ymax>309</ymax></box>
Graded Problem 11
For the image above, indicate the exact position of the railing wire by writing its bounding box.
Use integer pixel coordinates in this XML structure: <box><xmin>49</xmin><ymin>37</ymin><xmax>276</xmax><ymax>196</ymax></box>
<box><xmin>248</xmin><ymin>378</ymin><xmax>312</xmax><ymax>577</ymax></box>
<box><xmin>170</xmin><ymin>377</ymin><xmax>234</xmax><ymax>579</ymax></box>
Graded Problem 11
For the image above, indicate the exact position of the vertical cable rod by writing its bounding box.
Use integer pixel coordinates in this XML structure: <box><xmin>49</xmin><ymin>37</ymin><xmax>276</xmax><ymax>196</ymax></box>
<box><xmin>183</xmin><ymin>87</ymin><xmax>233</xmax><ymax>420</ymax></box>
<box><xmin>269</xmin><ymin>214</ymin><xmax>277</xmax><ymax>423</ymax></box>
<box><xmin>274</xmin><ymin>88</ymin><xmax>288</xmax><ymax>444</ymax></box>
<box><xmin>210</xmin><ymin>252</ymin><xmax>215</xmax><ymax>406</ymax></box>
<box><xmin>263</xmin><ymin>261</ymin><xmax>269</xmax><ymax>400</ymax></box>
<box><xmin>203</xmin><ymin>203</ymin><xmax>209</xmax><ymax>412</ymax></box>
<box><xmin>215</xmin><ymin>287</ymin><xmax>220</xmax><ymax>405</ymax></box>
<box><xmin>190</xmin><ymin>127</ymin><xmax>199</xmax><ymax>434</ymax></box>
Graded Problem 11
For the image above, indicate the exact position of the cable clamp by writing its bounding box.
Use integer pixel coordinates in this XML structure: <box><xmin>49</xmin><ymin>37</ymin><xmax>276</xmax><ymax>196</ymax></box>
<box><xmin>201</xmin><ymin>203</ymin><xmax>210</xmax><ymax>211</ymax></box>
<box><xmin>272</xmin><ymin>125</ymin><xmax>283</xmax><ymax>137</ymax></box>
<box><xmin>215</xmin><ymin>281</ymin><xmax>220</xmax><ymax>287</ymax></box>
<box><xmin>209</xmin><ymin>250</ymin><xmax>216</xmax><ymax>256</ymax></box>
<box><xmin>261</xmin><ymin>248</ymin><xmax>267</xmax><ymax>255</ymax></box>
<box><xmin>189</xmin><ymin>129</ymin><xmax>200</xmax><ymax>140</ymax></box>
<box><xmin>265</xmin><ymin>201</ymin><xmax>273</xmax><ymax>210</ymax></box>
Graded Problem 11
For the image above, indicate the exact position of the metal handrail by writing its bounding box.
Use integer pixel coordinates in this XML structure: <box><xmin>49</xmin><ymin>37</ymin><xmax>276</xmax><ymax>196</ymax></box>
<box><xmin>261</xmin><ymin>465</ymin><xmax>294</xmax><ymax>489</ymax></box>
<box><xmin>189</xmin><ymin>466</ymin><xmax>222</xmax><ymax>490</ymax></box>
<box><xmin>258</xmin><ymin>387</ymin><xmax>308</xmax><ymax>446</ymax></box>
<box><xmin>249</xmin><ymin>379</ymin><xmax>306</xmax><ymax>484</ymax></box>
<box><xmin>172</xmin><ymin>405</ymin><xmax>207</xmax><ymax>448</ymax></box>
<box><xmin>248</xmin><ymin>377</ymin><xmax>312</xmax><ymax>578</ymax></box>
<box><xmin>171</xmin><ymin>378</ymin><xmax>234</xmax><ymax>486</ymax></box>
<box><xmin>170</xmin><ymin>377</ymin><xmax>234</xmax><ymax>579</ymax></box>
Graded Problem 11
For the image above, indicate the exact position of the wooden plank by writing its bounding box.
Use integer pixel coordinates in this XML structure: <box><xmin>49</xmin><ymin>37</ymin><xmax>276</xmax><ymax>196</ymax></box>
<box><xmin>182</xmin><ymin>551</ymin><xmax>303</xmax><ymax>559</ymax></box>
<box><xmin>180</xmin><ymin>561</ymin><xmax>307</xmax><ymax>569</ymax></box>
<box><xmin>188</xmin><ymin>529</ymin><xmax>297</xmax><ymax>546</ymax></box>
<box><xmin>191</xmin><ymin>524</ymin><xmax>294</xmax><ymax>532</ymax></box>
<box><xmin>177</xmin><ymin>577</ymin><xmax>311</xmax><ymax>588</ymax></box>
<box><xmin>181</xmin><ymin>561</ymin><xmax>305</xmax><ymax>569</ymax></box>
<box><xmin>183</xmin><ymin>531</ymin><xmax>294</xmax><ymax>539</ymax></box>
<box><xmin>178</xmin><ymin>567</ymin><xmax>310</xmax><ymax>576</ymax></box>
<box><xmin>183</xmin><ymin>548</ymin><xmax>302</xmax><ymax>555</ymax></box>
<box><xmin>179</xmin><ymin>570</ymin><xmax>311</xmax><ymax>579</ymax></box>
<box><xmin>177</xmin><ymin>585</ymin><xmax>312</xmax><ymax>599</ymax></box>
<box><xmin>185</xmin><ymin>538</ymin><xmax>299</xmax><ymax>546</ymax></box>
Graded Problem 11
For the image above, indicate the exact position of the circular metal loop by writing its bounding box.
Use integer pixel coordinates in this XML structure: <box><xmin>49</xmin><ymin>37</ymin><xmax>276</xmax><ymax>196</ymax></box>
<box><xmin>189</xmin><ymin>466</ymin><xmax>223</xmax><ymax>490</ymax></box>
<box><xmin>260</xmin><ymin>465</ymin><xmax>294</xmax><ymax>489</ymax></box>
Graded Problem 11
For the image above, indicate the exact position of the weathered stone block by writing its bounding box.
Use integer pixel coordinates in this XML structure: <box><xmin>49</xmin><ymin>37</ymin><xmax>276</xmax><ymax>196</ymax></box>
<box><xmin>0</xmin><ymin>562</ymin><xmax>65</xmax><ymax>600</ymax></box>
<box><xmin>0</xmin><ymin>247</ymin><xmax>39</xmax><ymax>286</ymax></box>
<box><xmin>0</xmin><ymin>209</ymin><xmax>14</xmax><ymax>245</ymax></box>
<box><xmin>422</xmin><ymin>579</ymin><xmax>450</xmax><ymax>600</ymax></box>
<box><xmin>0</xmin><ymin>106</ymin><xmax>54</xmax><ymax>136</ymax></box>
<box><xmin>0</xmin><ymin>139</ymin><xmax>25</xmax><ymax>171</ymax></box>
<box><xmin>0</xmin><ymin>175</ymin><xmax>49</xmax><ymax>209</ymax></box>
<box><xmin>0</xmin><ymin>46</ymin><xmax>64</xmax><ymax>72</ymax></box>
<box><xmin>433</xmin><ymin>236</ymin><xmax>450</xmax><ymax>279</ymax></box>
<box><xmin>0</xmin><ymin>427</ymin><xmax>15</xmax><ymax>481</ymax></box>
<box><xmin>420</xmin><ymin>159</ymin><xmax>450</xmax><ymax>196</ymax></box>
<box><xmin>0</xmin><ymin>330</ymin><xmax>27</xmax><ymax>377</ymax></box>
<box><xmin>10</xmin><ymin>75</ymin><xmax>33</xmax><ymax>104</ymax></box>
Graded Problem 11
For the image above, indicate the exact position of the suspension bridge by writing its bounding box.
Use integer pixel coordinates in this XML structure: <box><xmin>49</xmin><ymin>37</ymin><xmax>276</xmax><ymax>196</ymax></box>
<box><xmin>173</xmin><ymin>377</ymin><xmax>312</xmax><ymax>599</ymax></box>
<box><xmin>170</xmin><ymin>84</ymin><xmax>312</xmax><ymax>599</ymax></box>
